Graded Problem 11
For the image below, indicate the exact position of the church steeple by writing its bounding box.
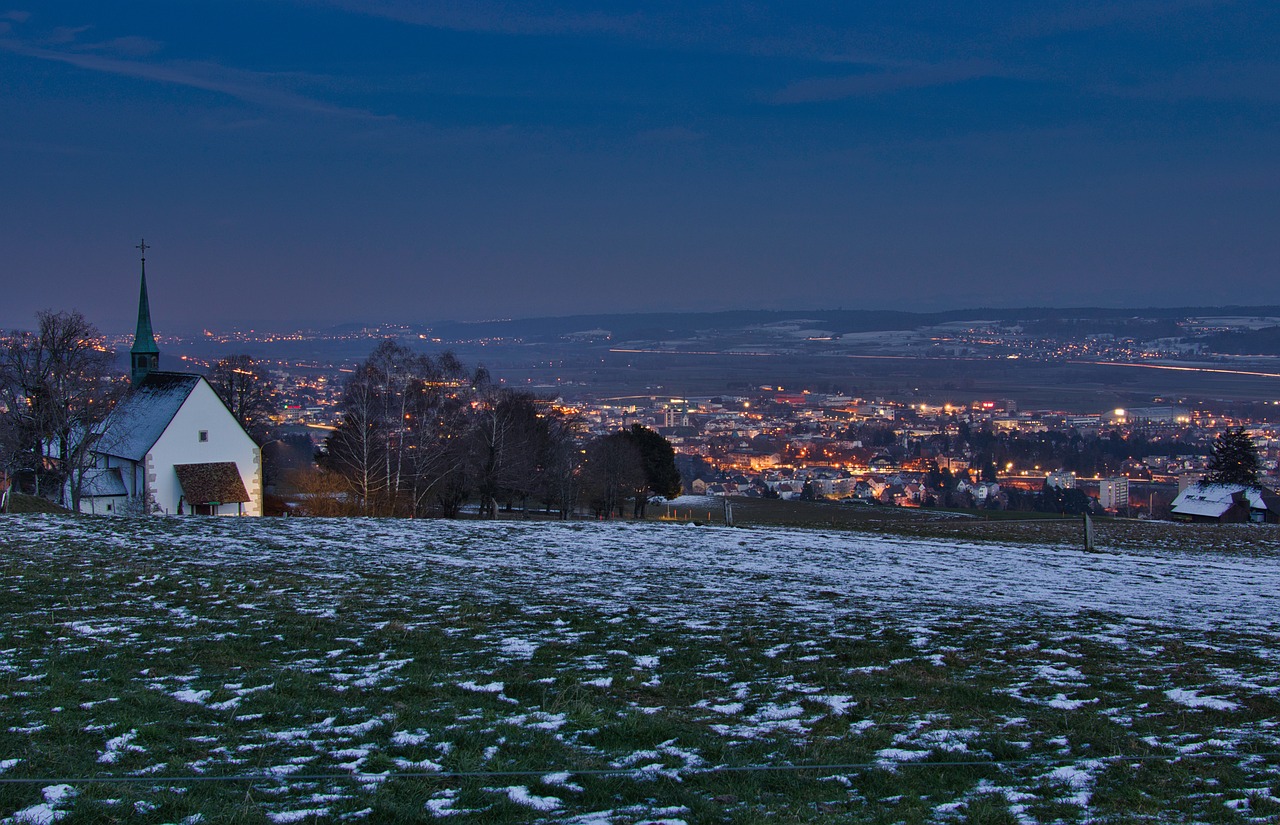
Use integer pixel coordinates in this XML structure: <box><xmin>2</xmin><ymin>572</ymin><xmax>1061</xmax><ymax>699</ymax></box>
<box><xmin>130</xmin><ymin>239</ymin><xmax>160</xmax><ymax>386</ymax></box>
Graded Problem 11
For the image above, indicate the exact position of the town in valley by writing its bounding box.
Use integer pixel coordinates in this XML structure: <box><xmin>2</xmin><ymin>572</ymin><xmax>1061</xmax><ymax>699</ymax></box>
<box><xmin>83</xmin><ymin>306</ymin><xmax>1280</xmax><ymax>522</ymax></box>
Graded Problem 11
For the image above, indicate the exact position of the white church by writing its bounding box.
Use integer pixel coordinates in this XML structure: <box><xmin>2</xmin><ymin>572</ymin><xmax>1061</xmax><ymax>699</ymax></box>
<box><xmin>78</xmin><ymin>246</ymin><xmax>263</xmax><ymax>516</ymax></box>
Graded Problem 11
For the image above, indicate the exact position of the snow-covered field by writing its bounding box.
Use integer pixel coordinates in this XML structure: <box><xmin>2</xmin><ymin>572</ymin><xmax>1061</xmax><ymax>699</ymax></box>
<box><xmin>2</xmin><ymin>514</ymin><xmax>1280</xmax><ymax>823</ymax></box>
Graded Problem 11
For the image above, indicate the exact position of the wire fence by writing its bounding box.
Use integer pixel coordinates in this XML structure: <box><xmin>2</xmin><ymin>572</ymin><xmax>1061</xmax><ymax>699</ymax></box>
<box><xmin>2</xmin><ymin>748</ymin><xmax>1275</xmax><ymax>786</ymax></box>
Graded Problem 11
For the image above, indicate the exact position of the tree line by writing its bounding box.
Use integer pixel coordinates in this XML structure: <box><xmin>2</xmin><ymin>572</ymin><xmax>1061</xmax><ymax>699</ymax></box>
<box><xmin>309</xmin><ymin>341</ymin><xmax>681</xmax><ymax>519</ymax></box>
<box><xmin>1</xmin><ymin>311</ymin><xmax>681</xmax><ymax>518</ymax></box>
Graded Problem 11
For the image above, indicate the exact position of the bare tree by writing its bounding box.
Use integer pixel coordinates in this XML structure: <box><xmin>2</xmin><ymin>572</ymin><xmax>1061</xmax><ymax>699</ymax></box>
<box><xmin>320</xmin><ymin>360</ymin><xmax>390</xmax><ymax>514</ymax></box>
<box><xmin>0</xmin><ymin>311</ymin><xmax>125</xmax><ymax>508</ymax></box>
<box><xmin>404</xmin><ymin>353</ymin><xmax>478</xmax><ymax>517</ymax></box>
<box><xmin>538</xmin><ymin>408</ymin><xmax>587</xmax><ymax>519</ymax></box>
<box><xmin>207</xmin><ymin>354</ymin><xmax>278</xmax><ymax>442</ymax></box>
<box><xmin>324</xmin><ymin>342</ymin><xmax>487</xmax><ymax>518</ymax></box>
<box><xmin>471</xmin><ymin>389</ymin><xmax>547</xmax><ymax>518</ymax></box>
<box><xmin>322</xmin><ymin>340</ymin><xmax>586</xmax><ymax>521</ymax></box>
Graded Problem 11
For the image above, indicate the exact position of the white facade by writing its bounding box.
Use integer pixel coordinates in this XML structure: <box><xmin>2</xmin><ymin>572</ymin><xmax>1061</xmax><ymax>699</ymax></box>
<box><xmin>1045</xmin><ymin>470</ymin><xmax>1076</xmax><ymax>490</ymax></box>
<box><xmin>148</xmin><ymin>380</ymin><xmax>261</xmax><ymax>516</ymax></box>
<box><xmin>1100</xmin><ymin>477</ymin><xmax>1129</xmax><ymax>511</ymax></box>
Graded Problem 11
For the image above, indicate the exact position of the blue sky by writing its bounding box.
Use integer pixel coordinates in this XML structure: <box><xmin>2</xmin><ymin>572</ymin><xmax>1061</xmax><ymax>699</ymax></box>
<box><xmin>3</xmin><ymin>1</ymin><xmax>1278</xmax><ymax>331</ymax></box>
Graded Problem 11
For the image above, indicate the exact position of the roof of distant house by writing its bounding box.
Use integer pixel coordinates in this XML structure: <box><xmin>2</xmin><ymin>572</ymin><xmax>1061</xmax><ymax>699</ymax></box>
<box><xmin>1170</xmin><ymin>482</ymin><xmax>1266</xmax><ymax>519</ymax></box>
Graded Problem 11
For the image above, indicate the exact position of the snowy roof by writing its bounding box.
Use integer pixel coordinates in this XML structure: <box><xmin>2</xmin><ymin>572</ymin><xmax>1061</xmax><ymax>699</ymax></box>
<box><xmin>78</xmin><ymin>468</ymin><xmax>127</xmax><ymax>498</ymax></box>
<box><xmin>175</xmin><ymin>462</ymin><xmax>250</xmax><ymax>505</ymax></box>
<box><xmin>1170</xmin><ymin>483</ymin><xmax>1266</xmax><ymax>519</ymax></box>
<box><xmin>95</xmin><ymin>372</ymin><xmax>201</xmax><ymax>461</ymax></box>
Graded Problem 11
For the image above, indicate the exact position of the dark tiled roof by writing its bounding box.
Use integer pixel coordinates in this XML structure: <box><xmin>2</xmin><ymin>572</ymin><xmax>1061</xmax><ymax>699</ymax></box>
<box><xmin>175</xmin><ymin>462</ymin><xmax>250</xmax><ymax>505</ymax></box>
<box><xmin>96</xmin><ymin>372</ymin><xmax>200</xmax><ymax>461</ymax></box>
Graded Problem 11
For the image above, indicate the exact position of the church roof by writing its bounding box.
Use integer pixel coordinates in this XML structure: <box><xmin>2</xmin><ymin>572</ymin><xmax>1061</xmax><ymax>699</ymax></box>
<box><xmin>95</xmin><ymin>372</ymin><xmax>201</xmax><ymax>461</ymax></box>
<box><xmin>175</xmin><ymin>462</ymin><xmax>250</xmax><ymax>505</ymax></box>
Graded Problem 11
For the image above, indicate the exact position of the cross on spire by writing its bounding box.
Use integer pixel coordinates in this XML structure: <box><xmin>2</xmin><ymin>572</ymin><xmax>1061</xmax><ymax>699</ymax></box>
<box><xmin>136</xmin><ymin>238</ymin><xmax>150</xmax><ymax>261</ymax></box>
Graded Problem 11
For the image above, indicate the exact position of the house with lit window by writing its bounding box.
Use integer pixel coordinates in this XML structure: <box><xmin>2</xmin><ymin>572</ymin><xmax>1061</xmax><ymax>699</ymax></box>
<box><xmin>78</xmin><ymin>249</ymin><xmax>262</xmax><ymax>516</ymax></box>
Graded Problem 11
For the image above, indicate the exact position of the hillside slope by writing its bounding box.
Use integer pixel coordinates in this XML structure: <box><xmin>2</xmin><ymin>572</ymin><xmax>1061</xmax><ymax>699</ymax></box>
<box><xmin>2</xmin><ymin>515</ymin><xmax>1278</xmax><ymax>823</ymax></box>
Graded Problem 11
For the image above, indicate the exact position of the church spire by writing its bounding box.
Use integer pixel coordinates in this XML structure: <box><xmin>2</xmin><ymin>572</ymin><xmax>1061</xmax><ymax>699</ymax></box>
<box><xmin>130</xmin><ymin>239</ymin><xmax>160</xmax><ymax>386</ymax></box>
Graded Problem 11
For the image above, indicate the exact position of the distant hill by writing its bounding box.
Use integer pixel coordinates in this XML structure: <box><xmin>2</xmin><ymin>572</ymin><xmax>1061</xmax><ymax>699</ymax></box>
<box><xmin>428</xmin><ymin>306</ymin><xmax>1280</xmax><ymax>342</ymax></box>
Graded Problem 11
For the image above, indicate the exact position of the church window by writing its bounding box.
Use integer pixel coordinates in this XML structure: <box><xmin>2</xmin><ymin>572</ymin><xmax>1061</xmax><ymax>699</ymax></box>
<box><xmin>199</xmin><ymin>430</ymin><xmax>209</xmax><ymax>442</ymax></box>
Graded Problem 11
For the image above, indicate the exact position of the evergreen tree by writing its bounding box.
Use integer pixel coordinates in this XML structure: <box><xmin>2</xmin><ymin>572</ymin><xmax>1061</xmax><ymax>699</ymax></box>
<box><xmin>1204</xmin><ymin>427</ymin><xmax>1261</xmax><ymax>487</ymax></box>
<box><xmin>625</xmin><ymin>424</ymin><xmax>682</xmax><ymax>516</ymax></box>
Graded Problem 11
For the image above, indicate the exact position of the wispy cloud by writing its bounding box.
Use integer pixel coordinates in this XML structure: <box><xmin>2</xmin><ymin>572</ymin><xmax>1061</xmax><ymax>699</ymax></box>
<box><xmin>48</xmin><ymin>24</ymin><xmax>92</xmax><ymax>44</ymax></box>
<box><xmin>303</xmin><ymin>0</ymin><xmax>907</xmax><ymax>67</ymax></box>
<box><xmin>306</xmin><ymin>0</ymin><xmax>643</xmax><ymax>37</ymax></box>
<box><xmin>772</xmin><ymin>60</ymin><xmax>1004</xmax><ymax>104</ymax></box>
<box><xmin>79</xmin><ymin>34</ymin><xmax>163</xmax><ymax>58</ymax></box>
<box><xmin>0</xmin><ymin>36</ymin><xmax>391</xmax><ymax>120</ymax></box>
<box><xmin>1004</xmin><ymin>0</ymin><xmax>1228</xmax><ymax>39</ymax></box>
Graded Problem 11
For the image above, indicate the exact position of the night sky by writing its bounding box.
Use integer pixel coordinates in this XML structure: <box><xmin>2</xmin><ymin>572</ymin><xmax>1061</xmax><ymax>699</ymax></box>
<box><xmin>3</xmin><ymin>1</ymin><xmax>1278</xmax><ymax>333</ymax></box>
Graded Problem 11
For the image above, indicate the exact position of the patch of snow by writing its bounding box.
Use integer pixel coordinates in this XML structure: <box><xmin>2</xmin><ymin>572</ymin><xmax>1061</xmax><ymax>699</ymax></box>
<box><xmin>267</xmin><ymin>809</ymin><xmax>329</xmax><ymax>823</ymax></box>
<box><xmin>1165</xmin><ymin>688</ymin><xmax>1239</xmax><ymax>711</ymax></box>
<box><xmin>97</xmin><ymin>729</ymin><xmax>145</xmax><ymax>764</ymax></box>
<box><xmin>707</xmin><ymin>702</ymin><xmax>743</xmax><ymax>715</ymax></box>
<box><xmin>491</xmin><ymin>785</ymin><xmax>562</xmax><ymax>811</ymax></box>
<box><xmin>391</xmin><ymin>729</ymin><xmax>431</xmax><ymax>747</ymax></box>
<box><xmin>1047</xmin><ymin>761</ymin><xmax>1102</xmax><ymax>807</ymax></box>
<box><xmin>498</xmin><ymin>638</ymin><xmax>539</xmax><ymax>659</ymax></box>
<box><xmin>875</xmin><ymin>748</ymin><xmax>931</xmax><ymax>766</ymax></box>
<box><xmin>5</xmin><ymin>784</ymin><xmax>76</xmax><ymax>825</ymax></box>
<box><xmin>1045</xmin><ymin>694</ymin><xmax>1098</xmax><ymax>710</ymax></box>
<box><xmin>813</xmin><ymin>695</ymin><xmax>855</xmax><ymax>715</ymax></box>
<box><xmin>330</xmin><ymin>717</ymin><xmax>388</xmax><ymax>736</ymax></box>
<box><xmin>542</xmin><ymin>772</ymin><xmax>585</xmax><ymax>792</ymax></box>
<box><xmin>501</xmin><ymin>712</ymin><xmax>566</xmax><ymax>731</ymax></box>
<box><xmin>169</xmin><ymin>688</ymin><xmax>212</xmax><ymax>705</ymax></box>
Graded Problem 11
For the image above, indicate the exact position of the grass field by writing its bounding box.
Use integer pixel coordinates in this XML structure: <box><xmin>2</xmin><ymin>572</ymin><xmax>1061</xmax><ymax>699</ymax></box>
<box><xmin>3</xmin><ymin>512</ymin><xmax>1280</xmax><ymax>823</ymax></box>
